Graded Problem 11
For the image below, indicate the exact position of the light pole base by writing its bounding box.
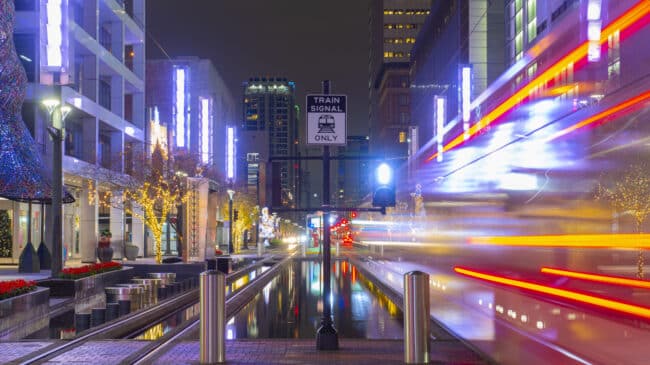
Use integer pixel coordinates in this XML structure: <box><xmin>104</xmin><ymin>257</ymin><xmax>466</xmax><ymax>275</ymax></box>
<box><xmin>316</xmin><ymin>320</ymin><xmax>339</xmax><ymax>350</ymax></box>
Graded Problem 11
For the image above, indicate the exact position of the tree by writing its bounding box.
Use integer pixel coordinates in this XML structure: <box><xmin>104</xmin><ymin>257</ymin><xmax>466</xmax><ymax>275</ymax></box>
<box><xmin>0</xmin><ymin>210</ymin><xmax>11</xmax><ymax>258</ymax></box>
<box><xmin>220</xmin><ymin>191</ymin><xmax>257</xmax><ymax>253</ymax></box>
<box><xmin>88</xmin><ymin>143</ymin><xmax>198</xmax><ymax>264</ymax></box>
<box><xmin>597</xmin><ymin>163</ymin><xmax>650</xmax><ymax>278</ymax></box>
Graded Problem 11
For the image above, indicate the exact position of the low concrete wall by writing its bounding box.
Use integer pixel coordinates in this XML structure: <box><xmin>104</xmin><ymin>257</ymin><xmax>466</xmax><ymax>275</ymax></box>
<box><xmin>0</xmin><ymin>287</ymin><xmax>50</xmax><ymax>340</ymax></box>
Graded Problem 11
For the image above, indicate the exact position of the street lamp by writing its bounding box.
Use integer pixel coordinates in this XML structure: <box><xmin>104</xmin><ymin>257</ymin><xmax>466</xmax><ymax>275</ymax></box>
<box><xmin>227</xmin><ymin>189</ymin><xmax>235</xmax><ymax>254</ymax></box>
<box><xmin>42</xmin><ymin>98</ymin><xmax>71</xmax><ymax>277</ymax></box>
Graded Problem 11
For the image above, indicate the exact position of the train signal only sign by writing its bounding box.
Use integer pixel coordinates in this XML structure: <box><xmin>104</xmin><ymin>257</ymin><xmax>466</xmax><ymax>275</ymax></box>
<box><xmin>306</xmin><ymin>94</ymin><xmax>347</xmax><ymax>145</ymax></box>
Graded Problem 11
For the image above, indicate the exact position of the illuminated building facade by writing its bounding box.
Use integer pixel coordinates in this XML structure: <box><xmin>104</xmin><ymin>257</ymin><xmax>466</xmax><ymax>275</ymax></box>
<box><xmin>146</xmin><ymin>57</ymin><xmax>235</xmax><ymax>255</ymax></box>
<box><xmin>6</xmin><ymin>0</ymin><xmax>147</xmax><ymax>263</ymax></box>
<box><xmin>146</xmin><ymin>57</ymin><xmax>236</xmax><ymax>174</ymax></box>
<box><xmin>240</xmin><ymin>77</ymin><xmax>298</xmax><ymax>209</ymax></box>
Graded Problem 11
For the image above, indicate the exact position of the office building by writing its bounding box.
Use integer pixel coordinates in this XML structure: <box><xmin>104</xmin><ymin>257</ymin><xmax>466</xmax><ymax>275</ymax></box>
<box><xmin>240</xmin><ymin>77</ymin><xmax>298</xmax><ymax>210</ymax></box>
<box><xmin>3</xmin><ymin>0</ymin><xmax>147</xmax><ymax>263</ymax></box>
<box><xmin>369</xmin><ymin>0</ymin><xmax>431</xmax><ymax>164</ymax></box>
<box><xmin>146</xmin><ymin>57</ymin><xmax>236</xmax><ymax>257</ymax></box>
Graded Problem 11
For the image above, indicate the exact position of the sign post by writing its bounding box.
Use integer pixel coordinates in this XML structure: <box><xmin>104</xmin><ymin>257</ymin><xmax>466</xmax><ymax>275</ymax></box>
<box><xmin>312</xmin><ymin>81</ymin><xmax>340</xmax><ymax>351</ymax></box>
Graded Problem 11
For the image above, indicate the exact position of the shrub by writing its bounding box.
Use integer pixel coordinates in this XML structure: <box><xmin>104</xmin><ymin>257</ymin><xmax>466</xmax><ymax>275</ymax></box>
<box><xmin>0</xmin><ymin>279</ymin><xmax>36</xmax><ymax>300</ymax></box>
<box><xmin>58</xmin><ymin>261</ymin><xmax>122</xmax><ymax>279</ymax></box>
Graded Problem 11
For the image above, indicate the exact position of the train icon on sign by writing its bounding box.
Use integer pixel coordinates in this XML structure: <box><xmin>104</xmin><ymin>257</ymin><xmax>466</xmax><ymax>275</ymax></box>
<box><xmin>317</xmin><ymin>114</ymin><xmax>335</xmax><ymax>133</ymax></box>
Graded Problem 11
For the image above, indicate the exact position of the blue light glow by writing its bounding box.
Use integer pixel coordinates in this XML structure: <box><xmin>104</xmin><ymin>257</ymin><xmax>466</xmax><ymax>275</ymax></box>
<box><xmin>45</xmin><ymin>0</ymin><xmax>63</xmax><ymax>68</ymax></box>
<box><xmin>376</xmin><ymin>163</ymin><xmax>392</xmax><ymax>185</ymax></box>
<box><xmin>174</xmin><ymin>67</ymin><xmax>186</xmax><ymax>147</ymax></box>
<box><xmin>227</xmin><ymin>127</ymin><xmax>235</xmax><ymax>179</ymax></box>
<box><xmin>200</xmin><ymin>97</ymin><xmax>211</xmax><ymax>164</ymax></box>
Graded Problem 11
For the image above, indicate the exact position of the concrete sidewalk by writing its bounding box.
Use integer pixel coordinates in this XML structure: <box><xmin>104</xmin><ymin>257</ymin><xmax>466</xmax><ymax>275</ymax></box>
<box><xmin>152</xmin><ymin>339</ymin><xmax>489</xmax><ymax>365</ymax></box>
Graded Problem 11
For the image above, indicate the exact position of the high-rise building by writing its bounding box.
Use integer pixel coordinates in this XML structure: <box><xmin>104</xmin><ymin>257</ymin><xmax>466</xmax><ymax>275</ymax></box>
<box><xmin>7</xmin><ymin>0</ymin><xmax>147</xmax><ymax>262</ymax></box>
<box><xmin>369</xmin><ymin>0</ymin><xmax>431</xmax><ymax>163</ymax></box>
<box><xmin>240</xmin><ymin>77</ymin><xmax>298</xmax><ymax>210</ymax></box>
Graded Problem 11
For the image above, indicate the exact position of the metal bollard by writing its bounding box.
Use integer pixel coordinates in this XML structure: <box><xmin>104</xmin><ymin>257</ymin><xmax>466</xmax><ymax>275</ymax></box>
<box><xmin>200</xmin><ymin>270</ymin><xmax>226</xmax><ymax>364</ymax></box>
<box><xmin>404</xmin><ymin>271</ymin><xmax>430</xmax><ymax>364</ymax></box>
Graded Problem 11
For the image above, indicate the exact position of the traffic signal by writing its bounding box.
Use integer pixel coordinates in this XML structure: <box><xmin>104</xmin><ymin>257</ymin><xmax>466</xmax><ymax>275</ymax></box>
<box><xmin>234</xmin><ymin>209</ymin><xmax>239</xmax><ymax>221</ymax></box>
<box><xmin>372</xmin><ymin>162</ymin><xmax>396</xmax><ymax>207</ymax></box>
<box><xmin>350</xmin><ymin>211</ymin><xmax>357</xmax><ymax>219</ymax></box>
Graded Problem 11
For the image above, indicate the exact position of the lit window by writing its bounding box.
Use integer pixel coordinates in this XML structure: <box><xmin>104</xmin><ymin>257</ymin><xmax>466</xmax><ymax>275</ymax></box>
<box><xmin>607</xmin><ymin>30</ymin><xmax>620</xmax><ymax>81</ymax></box>
<box><xmin>515</xmin><ymin>0</ymin><xmax>522</xmax><ymax>12</ymax></box>
<box><xmin>528</xmin><ymin>18</ymin><xmax>537</xmax><ymax>42</ymax></box>
<box><xmin>515</xmin><ymin>32</ymin><xmax>523</xmax><ymax>55</ymax></box>
<box><xmin>399</xmin><ymin>131</ymin><xmax>407</xmax><ymax>143</ymax></box>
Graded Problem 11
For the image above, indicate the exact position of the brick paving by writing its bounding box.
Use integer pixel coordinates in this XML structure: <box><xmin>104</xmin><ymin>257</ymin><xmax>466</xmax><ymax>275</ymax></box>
<box><xmin>0</xmin><ymin>341</ymin><xmax>53</xmax><ymax>363</ymax></box>
<box><xmin>41</xmin><ymin>340</ymin><xmax>150</xmax><ymax>364</ymax></box>
<box><xmin>153</xmin><ymin>339</ymin><xmax>489</xmax><ymax>365</ymax></box>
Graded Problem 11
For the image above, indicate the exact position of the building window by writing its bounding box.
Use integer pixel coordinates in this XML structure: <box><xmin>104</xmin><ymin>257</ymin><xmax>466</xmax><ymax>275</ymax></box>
<box><xmin>608</xmin><ymin>30</ymin><xmax>620</xmax><ymax>82</ymax></box>
<box><xmin>99</xmin><ymin>78</ymin><xmax>111</xmax><ymax>110</ymax></box>
<box><xmin>527</xmin><ymin>62</ymin><xmax>537</xmax><ymax>80</ymax></box>
<box><xmin>100</xmin><ymin>25</ymin><xmax>112</xmax><ymax>53</ymax></box>
<box><xmin>399</xmin><ymin>131</ymin><xmax>407</xmax><ymax>143</ymax></box>
<box><xmin>399</xmin><ymin>94</ymin><xmax>409</xmax><ymax>106</ymax></box>
<box><xmin>399</xmin><ymin>112</ymin><xmax>410</xmax><ymax>124</ymax></box>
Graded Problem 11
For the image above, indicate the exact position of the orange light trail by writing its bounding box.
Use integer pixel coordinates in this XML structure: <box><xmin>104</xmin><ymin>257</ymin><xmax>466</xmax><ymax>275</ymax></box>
<box><xmin>454</xmin><ymin>267</ymin><xmax>650</xmax><ymax>319</ymax></box>
<box><xmin>467</xmin><ymin>233</ymin><xmax>650</xmax><ymax>248</ymax></box>
<box><xmin>541</xmin><ymin>267</ymin><xmax>650</xmax><ymax>289</ymax></box>
<box><xmin>426</xmin><ymin>0</ymin><xmax>650</xmax><ymax>162</ymax></box>
<box><xmin>544</xmin><ymin>90</ymin><xmax>650</xmax><ymax>141</ymax></box>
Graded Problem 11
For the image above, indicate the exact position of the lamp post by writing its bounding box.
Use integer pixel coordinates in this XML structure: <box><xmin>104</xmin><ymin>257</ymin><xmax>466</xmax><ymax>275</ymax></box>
<box><xmin>227</xmin><ymin>189</ymin><xmax>235</xmax><ymax>254</ymax></box>
<box><xmin>42</xmin><ymin>99</ymin><xmax>71</xmax><ymax>277</ymax></box>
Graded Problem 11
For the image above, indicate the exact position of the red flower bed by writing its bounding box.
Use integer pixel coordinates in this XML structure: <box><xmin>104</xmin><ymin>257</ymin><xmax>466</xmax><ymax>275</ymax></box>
<box><xmin>0</xmin><ymin>279</ymin><xmax>37</xmax><ymax>300</ymax></box>
<box><xmin>58</xmin><ymin>261</ymin><xmax>122</xmax><ymax>280</ymax></box>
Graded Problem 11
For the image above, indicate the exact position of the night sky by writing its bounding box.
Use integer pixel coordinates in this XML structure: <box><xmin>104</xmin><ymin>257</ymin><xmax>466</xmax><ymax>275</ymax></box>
<box><xmin>146</xmin><ymin>0</ymin><xmax>371</xmax><ymax>135</ymax></box>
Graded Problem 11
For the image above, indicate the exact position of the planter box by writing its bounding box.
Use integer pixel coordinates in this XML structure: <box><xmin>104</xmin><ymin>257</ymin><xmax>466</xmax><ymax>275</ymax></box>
<box><xmin>0</xmin><ymin>286</ymin><xmax>50</xmax><ymax>340</ymax></box>
<box><xmin>38</xmin><ymin>266</ymin><xmax>135</xmax><ymax>314</ymax></box>
<box><xmin>38</xmin><ymin>266</ymin><xmax>134</xmax><ymax>299</ymax></box>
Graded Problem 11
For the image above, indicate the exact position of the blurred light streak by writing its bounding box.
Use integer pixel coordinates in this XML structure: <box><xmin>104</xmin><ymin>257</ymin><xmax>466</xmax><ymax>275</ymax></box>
<box><xmin>541</xmin><ymin>267</ymin><xmax>650</xmax><ymax>289</ymax></box>
<box><xmin>544</xmin><ymin>90</ymin><xmax>650</xmax><ymax>142</ymax></box>
<box><xmin>468</xmin><ymin>233</ymin><xmax>650</xmax><ymax>248</ymax></box>
<box><xmin>361</xmin><ymin>240</ymin><xmax>429</xmax><ymax>247</ymax></box>
<box><xmin>454</xmin><ymin>267</ymin><xmax>650</xmax><ymax>319</ymax></box>
<box><xmin>425</xmin><ymin>0</ymin><xmax>650</xmax><ymax>163</ymax></box>
<box><xmin>351</xmin><ymin>219</ymin><xmax>394</xmax><ymax>226</ymax></box>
